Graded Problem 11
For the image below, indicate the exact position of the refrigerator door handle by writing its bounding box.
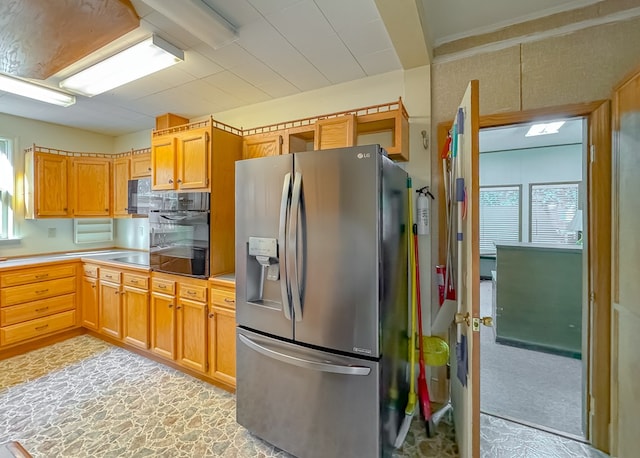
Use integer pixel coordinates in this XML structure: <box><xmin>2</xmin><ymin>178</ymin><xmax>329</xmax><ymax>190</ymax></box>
<box><xmin>238</xmin><ymin>334</ymin><xmax>371</xmax><ymax>376</ymax></box>
<box><xmin>288</xmin><ymin>171</ymin><xmax>304</xmax><ymax>321</ymax></box>
<box><xmin>279</xmin><ymin>172</ymin><xmax>292</xmax><ymax>321</ymax></box>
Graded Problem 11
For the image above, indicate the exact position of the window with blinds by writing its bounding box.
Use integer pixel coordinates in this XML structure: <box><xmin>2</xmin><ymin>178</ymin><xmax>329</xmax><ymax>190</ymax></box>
<box><xmin>530</xmin><ymin>182</ymin><xmax>579</xmax><ymax>244</ymax></box>
<box><xmin>480</xmin><ymin>186</ymin><xmax>521</xmax><ymax>254</ymax></box>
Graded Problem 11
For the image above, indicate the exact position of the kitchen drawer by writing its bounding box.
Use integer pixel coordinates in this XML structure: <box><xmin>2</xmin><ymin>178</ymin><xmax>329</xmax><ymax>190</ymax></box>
<box><xmin>100</xmin><ymin>269</ymin><xmax>121</xmax><ymax>284</ymax></box>
<box><xmin>1</xmin><ymin>293</ymin><xmax>76</xmax><ymax>326</ymax></box>
<box><xmin>123</xmin><ymin>273</ymin><xmax>149</xmax><ymax>289</ymax></box>
<box><xmin>179</xmin><ymin>283</ymin><xmax>207</xmax><ymax>302</ymax></box>
<box><xmin>1</xmin><ymin>310</ymin><xmax>76</xmax><ymax>346</ymax></box>
<box><xmin>152</xmin><ymin>278</ymin><xmax>175</xmax><ymax>295</ymax></box>
<box><xmin>1</xmin><ymin>277</ymin><xmax>76</xmax><ymax>307</ymax></box>
<box><xmin>83</xmin><ymin>264</ymin><xmax>98</xmax><ymax>278</ymax></box>
<box><xmin>210</xmin><ymin>287</ymin><xmax>235</xmax><ymax>309</ymax></box>
<box><xmin>1</xmin><ymin>264</ymin><xmax>76</xmax><ymax>288</ymax></box>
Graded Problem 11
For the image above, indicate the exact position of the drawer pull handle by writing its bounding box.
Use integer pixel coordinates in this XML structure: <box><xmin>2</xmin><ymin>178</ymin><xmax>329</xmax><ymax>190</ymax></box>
<box><xmin>168</xmin><ymin>303</ymin><xmax>173</xmax><ymax>308</ymax></box>
<box><xmin>36</xmin><ymin>289</ymin><xmax>49</xmax><ymax>294</ymax></box>
<box><xmin>35</xmin><ymin>324</ymin><xmax>49</xmax><ymax>331</ymax></box>
<box><xmin>35</xmin><ymin>274</ymin><xmax>49</xmax><ymax>279</ymax></box>
<box><xmin>106</xmin><ymin>274</ymin><xmax>113</xmax><ymax>279</ymax></box>
<box><xmin>224</xmin><ymin>298</ymin><xmax>235</xmax><ymax>304</ymax></box>
<box><xmin>131</xmin><ymin>279</ymin><xmax>139</xmax><ymax>284</ymax></box>
<box><xmin>187</xmin><ymin>290</ymin><xmax>196</xmax><ymax>295</ymax></box>
<box><xmin>176</xmin><ymin>306</ymin><xmax>182</xmax><ymax>310</ymax></box>
<box><xmin>159</xmin><ymin>284</ymin><xmax>166</xmax><ymax>289</ymax></box>
<box><xmin>35</xmin><ymin>306</ymin><xmax>49</xmax><ymax>312</ymax></box>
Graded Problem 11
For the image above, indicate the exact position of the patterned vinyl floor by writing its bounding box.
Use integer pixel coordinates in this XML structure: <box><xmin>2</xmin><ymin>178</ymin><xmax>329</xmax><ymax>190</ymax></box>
<box><xmin>0</xmin><ymin>335</ymin><xmax>456</xmax><ymax>457</ymax></box>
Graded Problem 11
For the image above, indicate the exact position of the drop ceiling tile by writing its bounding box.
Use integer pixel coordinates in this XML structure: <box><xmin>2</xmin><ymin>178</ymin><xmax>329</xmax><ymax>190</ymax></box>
<box><xmin>296</xmin><ymin>33</ymin><xmax>366</xmax><ymax>83</ymax></box>
<box><xmin>257</xmin><ymin>79</ymin><xmax>299</xmax><ymax>98</ymax></box>
<box><xmin>266</xmin><ymin>0</ymin><xmax>333</xmax><ymax>44</ymax></box>
<box><xmin>194</xmin><ymin>42</ymin><xmax>259</xmax><ymax>70</ymax></box>
<box><xmin>204</xmin><ymin>71</ymin><xmax>271</xmax><ymax>104</ymax></box>
<box><xmin>231</xmin><ymin>59</ymin><xmax>287</xmax><ymax>87</ymax></box>
<box><xmin>179</xmin><ymin>50</ymin><xmax>226</xmax><ymax>79</ymax></box>
<box><xmin>356</xmin><ymin>48</ymin><xmax>402</xmax><ymax>75</ymax></box>
<box><xmin>202</xmin><ymin>0</ymin><xmax>263</xmax><ymax>28</ymax></box>
<box><xmin>247</xmin><ymin>0</ymin><xmax>304</xmax><ymax>17</ymax></box>
<box><xmin>337</xmin><ymin>19</ymin><xmax>394</xmax><ymax>57</ymax></box>
<box><xmin>101</xmin><ymin>74</ymin><xmax>170</xmax><ymax>102</ymax></box>
<box><xmin>314</xmin><ymin>0</ymin><xmax>380</xmax><ymax>32</ymax></box>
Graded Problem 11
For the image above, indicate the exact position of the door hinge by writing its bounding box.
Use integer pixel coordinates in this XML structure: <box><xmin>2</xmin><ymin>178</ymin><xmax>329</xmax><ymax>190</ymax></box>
<box><xmin>590</xmin><ymin>144</ymin><xmax>596</xmax><ymax>163</ymax></box>
<box><xmin>589</xmin><ymin>291</ymin><xmax>596</xmax><ymax>303</ymax></box>
<box><xmin>206</xmin><ymin>178</ymin><xmax>209</xmax><ymax>186</ymax></box>
<box><xmin>205</xmin><ymin>361</ymin><xmax>209</xmax><ymax>371</ymax></box>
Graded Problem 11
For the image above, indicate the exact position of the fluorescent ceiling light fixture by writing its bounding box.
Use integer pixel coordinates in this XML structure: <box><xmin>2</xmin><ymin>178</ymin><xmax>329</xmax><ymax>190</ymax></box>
<box><xmin>59</xmin><ymin>35</ymin><xmax>184</xmax><ymax>97</ymax></box>
<box><xmin>0</xmin><ymin>73</ymin><xmax>75</xmax><ymax>107</ymax></box>
<box><xmin>140</xmin><ymin>0</ymin><xmax>238</xmax><ymax>49</ymax></box>
<box><xmin>525</xmin><ymin>121</ymin><xmax>565</xmax><ymax>137</ymax></box>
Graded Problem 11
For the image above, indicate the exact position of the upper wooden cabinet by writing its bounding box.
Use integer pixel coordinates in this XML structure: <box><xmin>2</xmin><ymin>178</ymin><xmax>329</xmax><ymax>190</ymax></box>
<box><xmin>72</xmin><ymin>158</ymin><xmax>111</xmax><ymax>217</ymax></box>
<box><xmin>130</xmin><ymin>152</ymin><xmax>151</xmax><ymax>178</ymax></box>
<box><xmin>243</xmin><ymin>133</ymin><xmax>283</xmax><ymax>159</ymax></box>
<box><xmin>24</xmin><ymin>151</ymin><xmax>71</xmax><ymax>218</ymax></box>
<box><xmin>177</xmin><ymin>127</ymin><xmax>210</xmax><ymax>189</ymax></box>
<box><xmin>113</xmin><ymin>157</ymin><xmax>130</xmax><ymax>217</ymax></box>
<box><xmin>242</xmin><ymin>99</ymin><xmax>410</xmax><ymax>161</ymax></box>
<box><xmin>314</xmin><ymin>114</ymin><xmax>356</xmax><ymax>150</ymax></box>
<box><xmin>151</xmin><ymin>135</ymin><xmax>177</xmax><ymax>191</ymax></box>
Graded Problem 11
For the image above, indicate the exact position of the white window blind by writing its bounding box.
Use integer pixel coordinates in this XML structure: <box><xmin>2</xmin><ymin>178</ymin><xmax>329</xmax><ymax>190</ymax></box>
<box><xmin>530</xmin><ymin>182</ymin><xmax>579</xmax><ymax>244</ymax></box>
<box><xmin>480</xmin><ymin>186</ymin><xmax>521</xmax><ymax>254</ymax></box>
<box><xmin>0</xmin><ymin>138</ymin><xmax>13</xmax><ymax>240</ymax></box>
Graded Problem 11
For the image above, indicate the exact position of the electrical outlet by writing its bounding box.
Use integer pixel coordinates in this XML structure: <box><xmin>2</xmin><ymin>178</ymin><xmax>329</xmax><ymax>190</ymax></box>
<box><xmin>47</xmin><ymin>228</ymin><xmax>56</xmax><ymax>238</ymax></box>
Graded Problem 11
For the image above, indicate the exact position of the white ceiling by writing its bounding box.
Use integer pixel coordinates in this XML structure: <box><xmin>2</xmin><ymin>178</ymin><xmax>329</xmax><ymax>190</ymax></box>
<box><xmin>480</xmin><ymin>118</ymin><xmax>584</xmax><ymax>153</ymax></box>
<box><xmin>0</xmin><ymin>0</ymin><xmax>613</xmax><ymax>137</ymax></box>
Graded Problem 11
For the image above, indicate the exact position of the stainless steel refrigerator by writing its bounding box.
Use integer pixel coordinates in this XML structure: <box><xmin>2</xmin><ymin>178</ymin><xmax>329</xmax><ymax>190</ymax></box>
<box><xmin>235</xmin><ymin>144</ymin><xmax>408</xmax><ymax>458</ymax></box>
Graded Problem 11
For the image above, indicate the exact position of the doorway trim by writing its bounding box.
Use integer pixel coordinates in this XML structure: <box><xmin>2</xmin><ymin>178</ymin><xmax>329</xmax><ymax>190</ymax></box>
<box><xmin>435</xmin><ymin>100</ymin><xmax>611</xmax><ymax>453</ymax></box>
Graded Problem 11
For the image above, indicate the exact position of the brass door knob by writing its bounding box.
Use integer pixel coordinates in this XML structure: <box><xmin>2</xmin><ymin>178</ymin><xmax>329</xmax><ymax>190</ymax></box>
<box><xmin>454</xmin><ymin>312</ymin><xmax>470</xmax><ymax>326</ymax></box>
<box><xmin>480</xmin><ymin>316</ymin><xmax>493</xmax><ymax>327</ymax></box>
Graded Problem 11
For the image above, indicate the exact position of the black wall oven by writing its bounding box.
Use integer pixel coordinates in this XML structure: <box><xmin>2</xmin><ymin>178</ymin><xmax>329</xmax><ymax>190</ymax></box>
<box><xmin>149</xmin><ymin>192</ymin><xmax>210</xmax><ymax>278</ymax></box>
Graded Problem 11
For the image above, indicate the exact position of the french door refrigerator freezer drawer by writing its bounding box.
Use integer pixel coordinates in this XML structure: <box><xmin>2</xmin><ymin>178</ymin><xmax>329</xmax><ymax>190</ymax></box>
<box><xmin>236</xmin><ymin>328</ymin><xmax>383</xmax><ymax>458</ymax></box>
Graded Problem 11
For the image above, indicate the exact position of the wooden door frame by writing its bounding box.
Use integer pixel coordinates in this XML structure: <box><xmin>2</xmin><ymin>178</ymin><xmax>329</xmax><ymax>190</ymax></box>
<box><xmin>435</xmin><ymin>100</ymin><xmax>611</xmax><ymax>453</ymax></box>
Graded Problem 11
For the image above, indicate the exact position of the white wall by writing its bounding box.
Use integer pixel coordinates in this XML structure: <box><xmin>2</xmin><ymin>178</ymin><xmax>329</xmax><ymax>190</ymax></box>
<box><xmin>113</xmin><ymin>129</ymin><xmax>152</xmax><ymax>152</ymax></box>
<box><xmin>0</xmin><ymin>113</ymin><xmax>117</xmax><ymax>257</ymax></box>
<box><xmin>480</xmin><ymin>143</ymin><xmax>583</xmax><ymax>242</ymax></box>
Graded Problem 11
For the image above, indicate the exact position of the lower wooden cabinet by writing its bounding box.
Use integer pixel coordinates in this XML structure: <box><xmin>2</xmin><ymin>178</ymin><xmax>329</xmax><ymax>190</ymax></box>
<box><xmin>0</xmin><ymin>262</ymin><xmax>79</xmax><ymax>347</ymax></box>
<box><xmin>99</xmin><ymin>281</ymin><xmax>122</xmax><ymax>339</ymax></box>
<box><xmin>177</xmin><ymin>298</ymin><xmax>207</xmax><ymax>372</ymax></box>
<box><xmin>150</xmin><ymin>291</ymin><xmax>176</xmax><ymax>359</ymax></box>
<box><xmin>122</xmin><ymin>286</ymin><xmax>149</xmax><ymax>349</ymax></box>
<box><xmin>209</xmin><ymin>278</ymin><xmax>236</xmax><ymax>387</ymax></box>
<box><xmin>81</xmin><ymin>276</ymin><xmax>99</xmax><ymax>330</ymax></box>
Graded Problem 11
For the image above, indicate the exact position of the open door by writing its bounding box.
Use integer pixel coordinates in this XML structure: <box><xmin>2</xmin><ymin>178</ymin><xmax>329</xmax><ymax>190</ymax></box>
<box><xmin>447</xmin><ymin>80</ymin><xmax>481</xmax><ymax>457</ymax></box>
<box><xmin>610</xmin><ymin>66</ymin><xmax>640</xmax><ymax>458</ymax></box>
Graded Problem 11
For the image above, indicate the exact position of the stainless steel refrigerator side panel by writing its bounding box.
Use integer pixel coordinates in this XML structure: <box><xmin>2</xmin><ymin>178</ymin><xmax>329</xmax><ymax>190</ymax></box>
<box><xmin>292</xmin><ymin>145</ymin><xmax>382</xmax><ymax>357</ymax></box>
<box><xmin>236</xmin><ymin>328</ymin><xmax>384</xmax><ymax>458</ymax></box>
<box><xmin>235</xmin><ymin>155</ymin><xmax>294</xmax><ymax>340</ymax></box>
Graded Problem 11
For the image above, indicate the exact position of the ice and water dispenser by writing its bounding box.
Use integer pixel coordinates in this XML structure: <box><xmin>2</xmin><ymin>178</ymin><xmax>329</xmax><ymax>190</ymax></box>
<box><xmin>245</xmin><ymin>237</ymin><xmax>282</xmax><ymax>307</ymax></box>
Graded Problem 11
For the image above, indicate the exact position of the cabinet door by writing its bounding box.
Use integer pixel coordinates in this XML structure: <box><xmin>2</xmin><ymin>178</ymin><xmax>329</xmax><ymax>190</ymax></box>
<box><xmin>131</xmin><ymin>153</ymin><xmax>152</xmax><ymax>178</ymax></box>
<box><xmin>177</xmin><ymin>128</ymin><xmax>209</xmax><ymax>190</ymax></box>
<box><xmin>152</xmin><ymin>136</ymin><xmax>177</xmax><ymax>190</ymax></box>
<box><xmin>314</xmin><ymin>114</ymin><xmax>356</xmax><ymax>150</ymax></box>
<box><xmin>73</xmin><ymin>158</ymin><xmax>111</xmax><ymax>216</ymax></box>
<box><xmin>150</xmin><ymin>292</ymin><xmax>176</xmax><ymax>359</ymax></box>
<box><xmin>81</xmin><ymin>276</ymin><xmax>99</xmax><ymax>330</ymax></box>
<box><xmin>113</xmin><ymin>157</ymin><xmax>130</xmax><ymax>217</ymax></box>
<box><xmin>99</xmin><ymin>281</ymin><xmax>122</xmax><ymax>339</ymax></box>
<box><xmin>208</xmin><ymin>305</ymin><xmax>236</xmax><ymax>386</ymax></box>
<box><xmin>177</xmin><ymin>298</ymin><xmax>207</xmax><ymax>372</ymax></box>
<box><xmin>243</xmin><ymin>134</ymin><xmax>282</xmax><ymax>159</ymax></box>
<box><xmin>35</xmin><ymin>153</ymin><xmax>70</xmax><ymax>217</ymax></box>
<box><xmin>122</xmin><ymin>286</ymin><xmax>149</xmax><ymax>350</ymax></box>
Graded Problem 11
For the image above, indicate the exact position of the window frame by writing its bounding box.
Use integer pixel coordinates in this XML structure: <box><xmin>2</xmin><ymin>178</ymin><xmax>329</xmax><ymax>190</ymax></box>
<box><xmin>0</xmin><ymin>136</ymin><xmax>14</xmax><ymax>240</ymax></box>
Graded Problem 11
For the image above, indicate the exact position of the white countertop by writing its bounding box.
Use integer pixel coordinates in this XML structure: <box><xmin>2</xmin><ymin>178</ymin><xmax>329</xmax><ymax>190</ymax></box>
<box><xmin>0</xmin><ymin>250</ymin><xmax>149</xmax><ymax>270</ymax></box>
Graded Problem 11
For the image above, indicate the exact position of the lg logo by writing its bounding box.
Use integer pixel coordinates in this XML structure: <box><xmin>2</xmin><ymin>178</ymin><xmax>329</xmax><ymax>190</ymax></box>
<box><xmin>357</xmin><ymin>153</ymin><xmax>371</xmax><ymax>159</ymax></box>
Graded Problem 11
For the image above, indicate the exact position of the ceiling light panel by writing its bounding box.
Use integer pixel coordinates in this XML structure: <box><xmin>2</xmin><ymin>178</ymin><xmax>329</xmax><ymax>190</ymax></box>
<box><xmin>525</xmin><ymin>121</ymin><xmax>566</xmax><ymax>137</ymax></box>
<box><xmin>0</xmin><ymin>73</ymin><xmax>76</xmax><ymax>107</ymax></box>
<box><xmin>59</xmin><ymin>35</ymin><xmax>184</xmax><ymax>97</ymax></box>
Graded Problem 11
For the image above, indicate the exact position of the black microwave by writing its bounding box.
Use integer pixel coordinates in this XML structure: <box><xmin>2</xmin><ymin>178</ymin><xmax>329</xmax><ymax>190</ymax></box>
<box><xmin>127</xmin><ymin>178</ymin><xmax>154</xmax><ymax>215</ymax></box>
